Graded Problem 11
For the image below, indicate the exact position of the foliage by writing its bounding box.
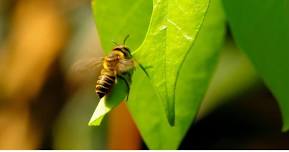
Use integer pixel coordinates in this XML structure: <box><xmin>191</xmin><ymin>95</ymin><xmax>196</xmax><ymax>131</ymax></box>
<box><xmin>132</xmin><ymin>0</ymin><xmax>210</xmax><ymax>125</ymax></box>
<box><xmin>90</xmin><ymin>0</ymin><xmax>289</xmax><ymax>149</ymax></box>
<box><xmin>128</xmin><ymin>0</ymin><xmax>225</xmax><ymax>148</ymax></box>
<box><xmin>222</xmin><ymin>0</ymin><xmax>289</xmax><ymax>131</ymax></box>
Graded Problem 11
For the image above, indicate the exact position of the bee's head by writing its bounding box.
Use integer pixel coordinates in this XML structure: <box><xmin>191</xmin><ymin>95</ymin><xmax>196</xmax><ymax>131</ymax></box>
<box><xmin>112</xmin><ymin>45</ymin><xmax>132</xmax><ymax>59</ymax></box>
<box><xmin>112</xmin><ymin>35</ymin><xmax>132</xmax><ymax>58</ymax></box>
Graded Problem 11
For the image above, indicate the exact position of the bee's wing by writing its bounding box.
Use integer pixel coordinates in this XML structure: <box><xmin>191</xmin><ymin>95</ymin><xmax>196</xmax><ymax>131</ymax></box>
<box><xmin>118</xmin><ymin>59</ymin><xmax>136</xmax><ymax>73</ymax></box>
<box><xmin>71</xmin><ymin>57</ymin><xmax>103</xmax><ymax>73</ymax></box>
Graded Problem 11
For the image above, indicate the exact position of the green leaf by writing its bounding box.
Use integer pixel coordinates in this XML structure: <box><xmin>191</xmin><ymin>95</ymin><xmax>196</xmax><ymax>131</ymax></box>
<box><xmin>91</xmin><ymin>0</ymin><xmax>225</xmax><ymax>148</ymax></box>
<box><xmin>88</xmin><ymin>79</ymin><xmax>128</xmax><ymax>126</ymax></box>
<box><xmin>133</xmin><ymin>0</ymin><xmax>210</xmax><ymax>125</ymax></box>
<box><xmin>92</xmin><ymin>0</ymin><xmax>152</xmax><ymax>52</ymax></box>
<box><xmin>128</xmin><ymin>0</ymin><xmax>226</xmax><ymax>149</ymax></box>
<box><xmin>222</xmin><ymin>0</ymin><xmax>289</xmax><ymax>131</ymax></box>
<box><xmin>198</xmin><ymin>39</ymin><xmax>261</xmax><ymax>119</ymax></box>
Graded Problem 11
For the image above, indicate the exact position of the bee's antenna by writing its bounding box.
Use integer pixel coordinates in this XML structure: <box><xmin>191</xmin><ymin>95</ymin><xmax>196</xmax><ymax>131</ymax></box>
<box><xmin>123</xmin><ymin>34</ymin><xmax>130</xmax><ymax>45</ymax></box>
<box><xmin>112</xmin><ymin>40</ymin><xmax>119</xmax><ymax>46</ymax></box>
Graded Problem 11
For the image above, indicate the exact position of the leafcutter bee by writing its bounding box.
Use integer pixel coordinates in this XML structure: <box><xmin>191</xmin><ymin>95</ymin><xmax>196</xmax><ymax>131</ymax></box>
<box><xmin>95</xmin><ymin>36</ymin><xmax>135</xmax><ymax>98</ymax></box>
<box><xmin>73</xmin><ymin>35</ymin><xmax>135</xmax><ymax>99</ymax></box>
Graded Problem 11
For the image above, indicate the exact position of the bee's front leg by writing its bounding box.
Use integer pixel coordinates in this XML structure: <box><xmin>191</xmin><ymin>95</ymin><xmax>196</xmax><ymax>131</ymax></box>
<box><xmin>138</xmin><ymin>64</ymin><xmax>152</xmax><ymax>78</ymax></box>
<box><xmin>118</xmin><ymin>73</ymin><xmax>132</xmax><ymax>101</ymax></box>
<box><xmin>118</xmin><ymin>74</ymin><xmax>131</xmax><ymax>90</ymax></box>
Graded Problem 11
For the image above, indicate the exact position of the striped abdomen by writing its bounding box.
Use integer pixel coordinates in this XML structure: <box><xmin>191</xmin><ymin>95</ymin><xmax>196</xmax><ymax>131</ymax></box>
<box><xmin>95</xmin><ymin>55</ymin><xmax>118</xmax><ymax>99</ymax></box>
<box><xmin>96</xmin><ymin>69</ymin><xmax>116</xmax><ymax>99</ymax></box>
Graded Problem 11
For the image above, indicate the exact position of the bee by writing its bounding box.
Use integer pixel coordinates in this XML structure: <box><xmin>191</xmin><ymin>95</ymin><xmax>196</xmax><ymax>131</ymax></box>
<box><xmin>95</xmin><ymin>35</ymin><xmax>135</xmax><ymax>99</ymax></box>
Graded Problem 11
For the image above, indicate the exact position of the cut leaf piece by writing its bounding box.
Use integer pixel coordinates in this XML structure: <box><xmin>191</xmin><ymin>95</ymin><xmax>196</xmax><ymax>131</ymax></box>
<box><xmin>222</xmin><ymin>0</ymin><xmax>289</xmax><ymax>131</ymax></box>
<box><xmin>88</xmin><ymin>79</ymin><xmax>128</xmax><ymax>126</ymax></box>
<box><xmin>133</xmin><ymin>0</ymin><xmax>210</xmax><ymax>125</ymax></box>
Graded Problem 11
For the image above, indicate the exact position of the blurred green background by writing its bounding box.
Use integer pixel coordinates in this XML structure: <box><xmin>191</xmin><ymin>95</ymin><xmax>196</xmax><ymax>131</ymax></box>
<box><xmin>0</xmin><ymin>0</ymin><xmax>288</xmax><ymax>149</ymax></box>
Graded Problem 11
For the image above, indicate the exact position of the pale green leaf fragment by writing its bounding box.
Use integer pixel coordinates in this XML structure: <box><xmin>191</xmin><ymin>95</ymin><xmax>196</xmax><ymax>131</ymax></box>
<box><xmin>88</xmin><ymin>97</ymin><xmax>111</xmax><ymax>126</ymax></box>
<box><xmin>88</xmin><ymin>79</ymin><xmax>128</xmax><ymax>126</ymax></box>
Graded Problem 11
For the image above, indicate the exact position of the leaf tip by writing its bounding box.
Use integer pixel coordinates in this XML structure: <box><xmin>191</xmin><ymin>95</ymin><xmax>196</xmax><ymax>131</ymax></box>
<box><xmin>88</xmin><ymin>121</ymin><xmax>99</xmax><ymax>127</ymax></box>
<box><xmin>167</xmin><ymin>108</ymin><xmax>175</xmax><ymax>126</ymax></box>
<box><xmin>282</xmin><ymin>124</ymin><xmax>289</xmax><ymax>132</ymax></box>
<box><xmin>168</xmin><ymin>118</ymin><xmax>175</xmax><ymax>126</ymax></box>
<box><xmin>88</xmin><ymin>115</ymin><xmax>103</xmax><ymax>127</ymax></box>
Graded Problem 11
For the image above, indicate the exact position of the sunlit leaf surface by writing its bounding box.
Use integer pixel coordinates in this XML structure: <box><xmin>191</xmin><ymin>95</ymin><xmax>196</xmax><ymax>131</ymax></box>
<box><xmin>92</xmin><ymin>0</ymin><xmax>225</xmax><ymax>149</ymax></box>
<box><xmin>133</xmin><ymin>0</ymin><xmax>210</xmax><ymax>125</ymax></box>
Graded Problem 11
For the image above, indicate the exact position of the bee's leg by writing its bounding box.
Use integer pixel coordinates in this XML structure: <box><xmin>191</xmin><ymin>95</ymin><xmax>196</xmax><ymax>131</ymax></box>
<box><xmin>114</xmin><ymin>71</ymin><xmax>118</xmax><ymax>83</ymax></box>
<box><xmin>118</xmin><ymin>74</ymin><xmax>131</xmax><ymax>101</ymax></box>
<box><xmin>118</xmin><ymin>75</ymin><xmax>130</xmax><ymax>90</ymax></box>
<box><xmin>138</xmin><ymin>64</ymin><xmax>152</xmax><ymax>78</ymax></box>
